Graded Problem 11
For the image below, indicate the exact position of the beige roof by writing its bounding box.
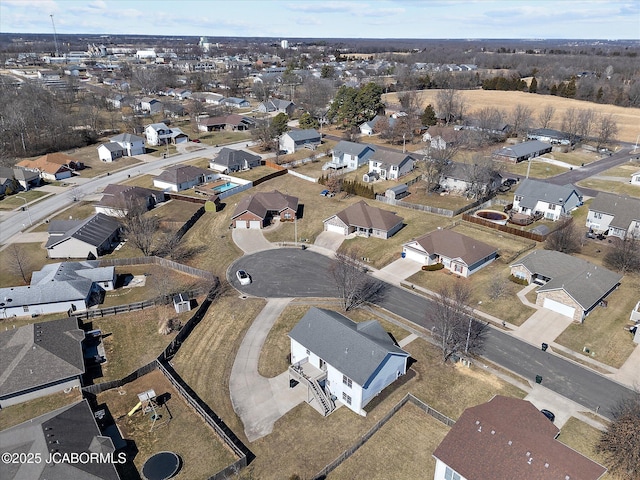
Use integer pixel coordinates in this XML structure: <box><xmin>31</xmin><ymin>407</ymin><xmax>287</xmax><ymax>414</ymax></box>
<box><xmin>232</xmin><ymin>190</ymin><xmax>299</xmax><ymax>220</ymax></box>
<box><xmin>433</xmin><ymin>396</ymin><xmax>607</xmax><ymax>480</ymax></box>
<box><xmin>17</xmin><ymin>153</ymin><xmax>75</xmax><ymax>174</ymax></box>
<box><xmin>413</xmin><ymin>229</ymin><xmax>497</xmax><ymax>266</ymax></box>
<box><xmin>333</xmin><ymin>200</ymin><xmax>403</xmax><ymax>231</ymax></box>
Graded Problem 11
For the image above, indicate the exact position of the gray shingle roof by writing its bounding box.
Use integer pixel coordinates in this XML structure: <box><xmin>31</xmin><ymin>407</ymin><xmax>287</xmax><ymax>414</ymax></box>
<box><xmin>99</xmin><ymin>142</ymin><xmax>125</xmax><ymax>153</ymax></box>
<box><xmin>589</xmin><ymin>192</ymin><xmax>640</xmax><ymax>231</ymax></box>
<box><xmin>494</xmin><ymin>140</ymin><xmax>552</xmax><ymax>158</ymax></box>
<box><xmin>46</xmin><ymin>213</ymin><xmax>121</xmax><ymax>249</ymax></box>
<box><xmin>333</xmin><ymin>140</ymin><xmax>376</xmax><ymax>157</ymax></box>
<box><xmin>285</xmin><ymin>129</ymin><xmax>321</xmax><ymax>142</ymax></box>
<box><xmin>370</xmin><ymin>149</ymin><xmax>414</xmax><ymax>167</ymax></box>
<box><xmin>0</xmin><ymin>317</ymin><xmax>85</xmax><ymax>399</ymax></box>
<box><xmin>155</xmin><ymin>165</ymin><xmax>211</xmax><ymax>185</ymax></box>
<box><xmin>288</xmin><ymin>308</ymin><xmax>408</xmax><ymax>387</ymax></box>
<box><xmin>413</xmin><ymin>229</ymin><xmax>497</xmax><ymax>266</ymax></box>
<box><xmin>110</xmin><ymin>132</ymin><xmax>145</xmax><ymax>144</ymax></box>
<box><xmin>232</xmin><ymin>190</ymin><xmax>298</xmax><ymax>220</ymax></box>
<box><xmin>511</xmin><ymin>250</ymin><xmax>622</xmax><ymax>310</ymax></box>
<box><xmin>514</xmin><ymin>178</ymin><xmax>581</xmax><ymax>210</ymax></box>
<box><xmin>214</xmin><ymin>148</ymin><xmax>261</xmax><ymax>169</ymax></box>
<box><xmin>0</xmin><ymin>400</ymin><xmax>120</xmax><ymax>480</ymax></box>
<box><xmin>332</xmin><ymin>200</ymin><xmax>403</xmax><ymax>232</ymax></box>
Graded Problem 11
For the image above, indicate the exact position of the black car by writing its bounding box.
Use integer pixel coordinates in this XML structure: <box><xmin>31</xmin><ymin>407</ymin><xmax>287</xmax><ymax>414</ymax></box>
<box><xmin>541</xmin><ymin>409</ymin><xmax>555</xmax><ymax>422</ymax></box>
<box><xmin>502</xmin><ymin>177</ymin><xmax>518</xmax><ymax>187</ymax></box>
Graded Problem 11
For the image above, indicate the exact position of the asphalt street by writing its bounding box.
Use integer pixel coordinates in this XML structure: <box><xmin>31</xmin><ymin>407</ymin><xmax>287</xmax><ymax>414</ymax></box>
<box><xmin>230</xmin><ymin>248</ymin><xmax>635</xmax><ymax>419</ymax></box>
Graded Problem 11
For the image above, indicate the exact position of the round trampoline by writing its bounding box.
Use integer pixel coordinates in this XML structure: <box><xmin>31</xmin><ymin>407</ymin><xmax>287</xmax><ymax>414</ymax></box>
<box><xmin>142</xmin><ymin>451</ymin><xmax>181</xmax><ymax>480</ymax></box>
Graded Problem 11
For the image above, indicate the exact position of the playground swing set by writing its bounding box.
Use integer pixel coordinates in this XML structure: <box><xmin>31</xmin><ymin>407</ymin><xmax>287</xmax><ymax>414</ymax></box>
<box><xmin>128</xmin><ymin>389</ymin><xmax>171</xmax><ymax>431</ymax></box>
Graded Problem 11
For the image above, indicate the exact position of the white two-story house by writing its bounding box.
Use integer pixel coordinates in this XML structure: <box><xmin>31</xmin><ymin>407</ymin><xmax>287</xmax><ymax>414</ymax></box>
<box><xmin>363</xmin><ymin>150</ymin><xmax>414</xmax><ymax>182</ymax></box>
<box><xmin>586</xmin><ymin>192</ymin><xmax>640</xmax><ymax>239</ymax></box>
<box><xmin>323</xmin><ymin>141</ymin><xmax>376</xmax><ymax>171</ymax></box>
<box><xmin>110</xmin><ymin>133</ymin><xmax>146</xmax><ymax>156</ymax></box>
<box><xmin>512</xmin><ymin>179</ymin><xmax>582</xmax><ymax>221</ymax></box>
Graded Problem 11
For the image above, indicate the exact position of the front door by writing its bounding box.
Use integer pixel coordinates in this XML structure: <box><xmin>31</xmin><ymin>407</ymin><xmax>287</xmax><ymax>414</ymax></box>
<box><xmin>319</xmin><ymin>358</ymin><xmax>326</xmax><ymax>371</ymax></box>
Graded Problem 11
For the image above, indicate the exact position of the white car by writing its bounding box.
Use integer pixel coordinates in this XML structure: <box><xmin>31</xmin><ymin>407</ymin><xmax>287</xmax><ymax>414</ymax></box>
<box><xmin>236</xmin><ymin>270</ymin><xmax>251</xmax><ymax>285</ymax></box>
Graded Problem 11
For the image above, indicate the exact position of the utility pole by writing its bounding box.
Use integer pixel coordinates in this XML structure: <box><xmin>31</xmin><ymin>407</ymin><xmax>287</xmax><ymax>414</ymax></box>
<box><xmin>50</xmin><ymin>14</ymin><xmax>60</xmax><ymax>57</ymax></box>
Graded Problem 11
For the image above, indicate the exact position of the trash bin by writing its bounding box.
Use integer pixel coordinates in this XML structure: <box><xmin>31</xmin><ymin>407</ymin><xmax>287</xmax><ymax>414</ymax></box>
<box><xmin>300</xmin><ymin>244</ymin><xmax>306</xmax><ymax>250</ymax></box>
<box><xmin>541</xmin><ymin>343</ymin><xmax>548</xmax><ymax>351</ymax></box>
<box><xmin>535</xmin><ymin>375</ymin><xmax>543</xmax><ymax>384</ymax></box>
<box><xmin>401</xmin><ymin>252</ymin><xmax>406</xmax><ymax>258</ymax></box>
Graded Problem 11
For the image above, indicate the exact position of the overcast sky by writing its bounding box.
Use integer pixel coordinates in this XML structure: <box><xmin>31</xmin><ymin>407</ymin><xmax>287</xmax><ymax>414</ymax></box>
<box><xmin>1</xmin><ymin>0</ymin><xmax>639</xmax><ymax>39</ymax></box>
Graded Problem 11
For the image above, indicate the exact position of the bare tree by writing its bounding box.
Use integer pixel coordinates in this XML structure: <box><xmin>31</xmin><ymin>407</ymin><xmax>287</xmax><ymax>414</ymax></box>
<box><xmin>474</xmin><ymin>106</ymin><xmax>506</xmax><ymax>144</ymax></box>
<box><xmin>331</xmin><ymin>248</ymin><xmax>383</xmax><ymax>311</ymax></box>
<box><xmin>576</xmin><ymin>108</ymin><xmax>596</xmax><ymax>140</ymax></box>
<box><xmin>597</xmin><ymin>390</ymin><xmax>640</xmax><ymax>480</ymax></box>
<box><xmin>428</xmin><ymin>282</ymin><xmax>488</xmax><ymax>362</ymax></box>
<box><xmin>6</xmin><ymin>244</ymin><xmax>32</xmax><ymax>284</ymax></box>
<box><xmin>509</xmin><ymin>104</ymin><xmax>533</xmax><ymax>138</ymax></box>
<box><xmin>436</xmin><ymin>88</ymin><xmax>465</xmax><ymax>125</ymax></box>
<box><xmin>545</xmin><ymin>218</ymin><xmax>581</xmax><ymax>254</ymax></box>
<box><xmin>604</xmin><ymin>235</ymin><xmax>640</xmax><ymax>274</ymax></box>
<box><xmin>594</xmin><ymin>113</ymin><xmax>619</xmax><ymax>149</ymax></box>
<box><xmin>537</xmin><ymin>104</ymin><xmax>555</xmax><ymax>129</ymax></box>
<box><xmin>463</xmin><ymin>156</ymin><xmax>501</xmax><ymax>200</ymax></box>
<box><xmin>488</xmin><ymin>276</ymin><xmax>508</xmax><ymax>301</ymax></box>
<box><xmin>561</xmin><ymin>107</ymin><xmax>581</xmax><ymax>145</ymax></box>
<box><xmin>120</xmin><ymin>200</ymin><xmax>160</xmax><ymax>256</ymax></box>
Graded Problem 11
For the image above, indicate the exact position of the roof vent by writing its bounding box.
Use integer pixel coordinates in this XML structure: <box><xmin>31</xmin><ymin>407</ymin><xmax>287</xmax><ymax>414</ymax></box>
<box><xmin>528</xmin><ymin>458</ymin><xmax>533</xmax><ymax>465</ymax></box>
<box><xmin>345</xmin><ymin>348</ymin><xmax>349</xmax><ymax>354</ymax></box>
<box><xmin>475</xmin><ymin>420</ymin><xmax>480</xmax><ymax>425</ymax></box>
<box><xmin>477</xmin><ymin>426</ymin><xmax>482</xmax><ymax>432</ymax></box>
<box><xmin>545</xmin><ymin>463</ymin><xmax>549</xmax><ymax>468</ymax></box>
<box><xmin>491</xmin><ymin>430</ymin><xmax>495</xmax><ymax>435</ymax></box>
<box><xmin>508</xmin><ymin>440</ymin><xmax>512</xmax><ymax>446</ymax></box>
<box><xmin>526</xmin><ymin>452</ymin><xmax>531</xmax><ymax>457</ymax></box>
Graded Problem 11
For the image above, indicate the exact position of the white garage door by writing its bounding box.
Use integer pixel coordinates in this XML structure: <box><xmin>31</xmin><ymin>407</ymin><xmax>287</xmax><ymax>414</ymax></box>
<box><xmin>325</xmin><ymin>223</ymin><xmax>346</xmax><ymax>235</ymax></box>
<box><xmin>175</xmin><ymin>136</ymin><xmax>188</xmax><ymax>144</ymax></box>
<box><xmin>235</xmin><ymin>220</ymin><xmax>248</xmax><ymax>228</ymax></box>
<box><xmin>543</xmin><ymin>298</ymin><xmax>576</xmax><ymax>319</ymax></box>
<box><xmin>403</xmin><ymin>247</ymin><xmax>427</xmax><ymax>264</ymax></box>
<box><xmin>249</xmin><ymin>220</ymin><xmax>262</xmax><ymax>229</ymax></box>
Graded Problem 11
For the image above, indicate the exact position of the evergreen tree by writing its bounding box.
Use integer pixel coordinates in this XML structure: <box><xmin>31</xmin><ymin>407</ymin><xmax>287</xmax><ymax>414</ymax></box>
<box><xmin>298</xmin><ymin>112</ymin><xmax>319</xmax><ymax>129</ymax></box>
<box><xmin>270</xmin><ymin>113</ymin><xmax>289</xmax><ymax>136</ymax></box>
<box><xmin>529</xmin><ymin>76</ymin><xmax>538</xmax><ymax>93</ymax></box>
<box><xmin>421</xmin><ymin>104</ymin><xmax>438</xmax><ymax>126</ymax></box>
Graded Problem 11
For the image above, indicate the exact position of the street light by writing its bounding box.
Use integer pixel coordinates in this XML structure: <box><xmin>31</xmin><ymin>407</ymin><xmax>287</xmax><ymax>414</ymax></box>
<box><xmin>15</xmin><ymin>195</ymin><xmax>32</xmax><ymax>226</ymax></box>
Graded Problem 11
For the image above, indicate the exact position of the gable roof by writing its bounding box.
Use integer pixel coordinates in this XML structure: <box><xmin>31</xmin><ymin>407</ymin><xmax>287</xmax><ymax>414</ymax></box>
<box><xmin>411</xmin><ymin>229</ymin><xmax>497</xmax><ymax>266</ymax></box>
<box><xmin>288</xmin><ymin>308</ymin><xmax>408</xmax><ymax>387</ymax></box>
<box><xmin>214</xmin><ymin>148</ymin><xmax>261</xmax><ymax>168</ymax></box>
<box><xmin>17</xmin><ymin>153</ymin><xmax>75</xmax><ymax>175</ymax></box>
<box><xmin>589</xmin><ymin>192</ymin><xmax>640</xmax><ymax>231</ymax></box>
<box><xmin>514</xmin><ymin>179</ymin><xmax>581</xmax><ymax>210</ymax></box>
<box><xmin>96</xmin><ymin>184</ymin><xmax>161</xmax><ymax>209</ymax></box>
<box><xmin>98</xmin><ymin>142</ymin><xmax>125</xmax><ymax>153</ymax></box>
<box><xmin>511</xmin><ymin>250</ymin><xmax>622</xmax><ymax>310</ymax></box>
<box><xmin>232</xmin><ymin>190</ymin><xmax>299</xmax><ymax>220</ymax></box>
<box><xmin>46</xmin><ymin>213</ymin><xmax>121</xmax><ymax>249</ymax></box>
<box><xmin>0</xmin><ymin>317</ymin><xmax>85</xmax><ymax>399</ymax></box>
<box><xmin>528</xmin><ymin>128</ymin><xmax>570</xmax><ymax>140</ymax></box>
<box><xmin>284</xmin><ymin>129</ymin><xmax>321</xmax><ymax>142</ymax></box>
<box><xmin>433</xmin><ymin>395</ymin><xmax>606</xmax><ymax>480</ymax></box>
<box><xmin>370</xmin><ymin>149</ymin><xmax>414</xmax><ymax>168</ymax></box>
<box><xmin>0</xmin><ymin>400</ymin><xmax>120</xmax><ymax>480</ymax></box>
<box><xmin>494</xmin><ymin>140</ymin><xmax>552</xmax><ymax>158</ymax></box>
<box><xmin>155</xmin><ymin>165</ymin><xmax>211</xmax><ymax>185</ymax></box>
<box><xmin>0</xmin><ymin>166</ymin><xmax>40</xmax><ymax>184</ymax></box>
<box><xmin>110</xmin><ymin>132</ymin><xmax>145</xmax><ymax>144</ymax></box>
<box><xmin>331</xmin><ymin>200</ymin><xmax>403</xmax><ymax>232</ymax></box>
<box><xmin>333</xmin><ymin>140</ymin><xmax>376</xmax><ymax>158</ymax></box>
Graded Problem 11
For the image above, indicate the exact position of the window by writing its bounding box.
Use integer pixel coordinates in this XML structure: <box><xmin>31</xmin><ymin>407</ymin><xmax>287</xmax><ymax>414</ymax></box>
<box><xmin>593</xmin><ymin>212</ymin><xmax>602</xmax><ymax>219</ymax></box>
<box><xmin>23</xmin><ymin>305</ymin><xmax>29</xmax><ymax>312</ymax></box>
<box><xmin>342</xmin><ymin>375</ymin><xmax>352</xmax><ymax>388</ymax></box>
<box><xmin>444</xmin><ymin>466</ymin><xmax>461</xmax><ymax>480</ymax></box>
<box><xmin>342</xmin><ymin>392</ymin><xmax>352</xmax><ymax>405</ymax></box>
<box><xmin>305</xmin><ymin>349</ymin><xmax>310</xmax><ymax>356</ymax></box>
<box><xmin>515</xmin><ymin>195</ymin><xmax>523</xmax><ymax>202</ymax></box>
<box><xmin>548</xmin><ymin>203</ymin><xmax>557</xmax><ymax>210</ymax></box>
<box><xmin>284</xmin><ymin>212</ymin><xmax>292</xmax><ymax>220</ymax></box>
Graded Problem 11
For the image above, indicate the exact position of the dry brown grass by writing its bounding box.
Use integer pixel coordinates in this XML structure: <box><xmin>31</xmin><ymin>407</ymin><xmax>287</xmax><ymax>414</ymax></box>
<box><xmin>0</xmin><ymin>242</ymin><xmax>53</xmax><ymax>287</ymax></box>
<box><xmin>97</xmin><ymin>369</ymin><xmax>237</xmax><ymax>480</ymax></box>
<box><xmin>577</xmin><ymin>178</ymin><xmax>640</xmax><ymax>198</ymax></box>
<box><xmin>0</xmin><ymin>190</ymin><xmax>50</xmax><ymax>211</ymax></box>
<box><xmin>383</xmin><ymin>90</ymin><xmax>640</xmax><ymax>143</ymax></box>
<box><xmin>0</xmin><ymin>388</ymin><xmax>83</xmax><ymax>430</ymax></box>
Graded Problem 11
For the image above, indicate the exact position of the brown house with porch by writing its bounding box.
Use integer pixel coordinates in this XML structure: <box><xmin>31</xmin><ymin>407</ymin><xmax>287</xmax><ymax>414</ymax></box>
<box><xmin>232</xmin><ymin>190</ymin><xmax>299</xmax><ymax>229</ymax></box>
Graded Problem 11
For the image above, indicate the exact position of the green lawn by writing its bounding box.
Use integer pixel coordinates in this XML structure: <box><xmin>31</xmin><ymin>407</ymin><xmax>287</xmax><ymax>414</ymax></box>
<box><xmin>0</xmin><ymin>190</ymin><xmax>50</xmax><ymax>211</ymax></box>
<box><xmin>595</xmin><ymin>160</ymin><xmax>640</xmax><ymax>178</ymax></box>
<box><xmin>503</xmin><ymin>160</ymin><xmax>568</xmax><ymax>179</ymax></box>
<box><xmin>541</xmin><ymin>150</ymin><xmax>599</xmax><ymax>167</ymax></box>
<box><xmin>577</xmin><ymin>178</ymin><xmax>640</xmax><ymax>198</ymax></box>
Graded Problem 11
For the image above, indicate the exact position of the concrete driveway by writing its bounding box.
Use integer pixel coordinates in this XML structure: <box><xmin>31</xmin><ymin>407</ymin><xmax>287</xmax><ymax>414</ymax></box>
<box><xmin>229</xmin><ymin>298</ymin><xmax>309</xmax><ymax>441</ymax></box>
<box><xmin>513</xmin><ymin>308</ymin><xmax>574</xmax><ymax>347</ymax></box>
<box><xmin>376</xmin><ymin>257</ymin><xmax>424</xmax><ymax>284</ymax></box>
<box><xmin>313</xmin><ymin>231</ymin><xmax>345</xmax><ymax>251</ymax></box>
<box><xmin>524</xmin><ymin>383</ymin><xmax>601</xmax><ymax>429</ymax></box>
<box><xmin>232</xmin><ymin>228</ymin><xmax>275</xmax><ymax>254</ymax></box>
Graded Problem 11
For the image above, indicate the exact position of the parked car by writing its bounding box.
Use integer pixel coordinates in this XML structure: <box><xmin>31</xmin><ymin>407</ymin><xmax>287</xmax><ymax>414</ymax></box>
<box><xmin>541</xmin><ymin>409</ymin><xmax>555</xmax><ymax>422</ymax></box>
<box><xmin>236</xmin><ymin>270</ymin><xmax>251</xmax><ymax>285</ymax></box>
<box><xmin>503</xmin><ymin>177</ymin><xmax>518</xmax><ymax>187</ymax></box>
<box><xmin>498</xmin><ymin>184</ymin><xmax>511</xmax><ymax>193</ymax></box>
<box><xmin>192</xmin><ymin>139</ymin><xmax>201</xmax><ymax>143</ymax></box>
<box><xmin>320</xmin><ymin>190</ymin><xmax>335</xmax><ymax>197</ymax></box>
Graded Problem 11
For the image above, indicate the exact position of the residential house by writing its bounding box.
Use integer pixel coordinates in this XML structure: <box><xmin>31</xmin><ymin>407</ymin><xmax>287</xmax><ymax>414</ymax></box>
<box><xmin>46</xmin><ymin>213</ymin><xmax>122</xmax><ymax>259</ymax></box>
<box><xmin>232</xmin><ymin>190</ymin><xmax>299</xmax><ymax>229</ymax></box>
<box><xmin>257</xmin><ymin>98</ymin><xmax>296</xmax><ymax>116</ymax></box>
<box><xmin>402</xmin><ymin>229</ymin><xmax>498</xmax><ymax>277</ymax></box>
<box><xmin>512</xmin><ymin>179</ymin><xmax>582</xmax><ymax>221</ymax></box>
<box><xmin>527</xmin><ymin>128</ymin><xmax>572</xmax><ymax>145</ymax></box>
<box><xmin>139</xmin><ymin>97</ymin><xmax>163</xmax><ymax>114</ymax></box>
<box><xmin>493</xmin><ymin>140</ymin><xmax>553</xmax><ymax>163</ymax></box>
<box><xmin>95</xmin><ymin>184</ymin><xmax>162</xmax><ymax>217</ymax></box>
<box><xmin>456</xmin><ymin>118</ymin><xmax>511</xmax><ymax>140</ymax></box>
<box><xmin>0</xmin><ymin>400</ymin><xmax>122</xmax><ymax>479</ymax></box>
<box><xmin>586</xmin><ymin>192</ymin><xmax>640</xmax><ymax>239</ymax></box>
<box><xmin>289</xmin><ymin>307</ymin><xmax>409</xmax><ymax>416</ymax></box>
<box><xmin>510</xmin><ymin>250</ymin><xmax>622</xmax><ymax>322</ymax></box>
<box><xmin>198</xmin><ymin>114</ymin><xmax>256</xmax><ymax>132</ymax></box>
<box><xmin>423</xmin><ymin>126</ymin><xmax>462</xmax><ymax>150</ymax></box>
<box><xmin>0</xmin><ymin>261</ymin><xmax>115</xmax><ymax>318</ymax></box>
<box><xmin>323</xmin><ymin>200</ymin><xmax>404</xmax><ymax>239</ymax></box>
<box><xmin>359</xmin><ymin>115</ymin><xmax>388</xmax><ymax>136</ymax></box>
<box><xmin>433</xmin><ymin>396</ymin><xmax>606</xmax><ymax>480</ymax></box>
<box><xmin>439</xmin><ymin>162</ymin><xmax>502</xmax><ymax>197</ymax></box>
<box><xmin>363</xmin><ymin>150</ymin><xmax>414</xmax><ymax>182</ymax></box>
<box><xmin>17</xmin><ymin>153</ymin><xmax>75</xmax><ymax>181</ymax></box>
<box><xmin>630</xmin><ymin>170</ymin><xmax>640</xmax><ymax>186</ymax></box>
<box><xmin>220</xmin><ymin>97</ymin><xmax>250</xmax><ymax>109</ymax></box>
<box><xmin>0</xmin><ymin>317</ymin><xmax>85</xmax><ymax>408</ymax></box>
<box><xmin>110</xmin><ymin>132</ymin><xmax>146</xmax><ymax>156</ymax></box>
<box><xmin>97</xmin><ymin>142</ymin><xmax>125</xmax><ymax>162</ymax></box>
<box><xmin>324</xmin><ymin>141</ymin><xmax>376</xmax><ymax>170</ymax></box>
<box><xmin>0</xmin><ymin>166</ymin><xmax>40</xmax><ymax>193</ymax></box>
<box><xmin>172</xmin><ymin>88</ymin><xmax>191</xmax><ymax>100</ymax></box>
<box><xmin>144</xmin><ymin>123</ymin><xmax>189</xmax><ymax>145</ymax></box>
<box><xmin>153</xmin><ymin>165</ymin><xmax>215</xmax><ymax>192</ymax></box>
<box><xmin>279</xmin><ymin>129</ymin><xmax>322</xmax><ymax>154</ymax></box>
<box><xmin>210</xmin><ymin>148</ymin><xmax>262</xmax><ymax>173</ymax></box>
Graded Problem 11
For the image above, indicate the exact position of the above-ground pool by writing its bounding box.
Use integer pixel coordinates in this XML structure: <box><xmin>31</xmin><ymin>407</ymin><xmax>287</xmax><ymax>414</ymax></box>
<box><xmin>474</xmin><ymin>209</ymin><xmax>509</xmax><ymax>225</ymax></box>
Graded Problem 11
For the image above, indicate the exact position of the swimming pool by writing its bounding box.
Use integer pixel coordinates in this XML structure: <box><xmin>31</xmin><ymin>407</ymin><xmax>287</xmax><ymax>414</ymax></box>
<box><xmin>213</xmin><ymin>181</ymin><xmax>239</xmax><ymax>193</ymax></box>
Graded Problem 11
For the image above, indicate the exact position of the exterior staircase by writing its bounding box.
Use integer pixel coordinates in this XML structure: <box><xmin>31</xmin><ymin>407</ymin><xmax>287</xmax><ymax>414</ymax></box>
<box><xmin>289</xmin><ymin>365</ymin><xmax>335</xmax><ymax>416</ymax></box>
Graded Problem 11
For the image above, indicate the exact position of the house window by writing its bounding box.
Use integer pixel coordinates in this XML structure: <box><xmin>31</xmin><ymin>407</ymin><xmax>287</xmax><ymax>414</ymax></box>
<box><xmin>343</xmin><ymin>375</ymin><xmax>352</xmax><ymax>388</ymax></box>
<box><xmin>306</xmin><ymin>349</ymin><xmax>310</xmax><ymax>356</ymax></box>
<box><xmin>515</xmin><ymin>195</ymin><xmax>523</xmax><ymax>202</ymax></box>
<box><xmin>444</xmin><ymin>466</ymin><xmax>461</xmax><ymax>480</ymax></box>
<box><xmin>548</xmin><ymin>203</ymin><xmax>557</xmax><ymax>210</ymax></box>
<box><xmin>593</xmin><ymin>212</ymin><xmax>602</xmax><ymax>219</ymax></box>
<box><xmin>284</xmin><ymin>212</ymin><xmax>292</xmax><ymax>220</ymax></box>
<box><xmin>23</xmin><ymin>305</ymin><xmax>29</xmax><ymax>312</ymax></box>
<box><xmin>342</xmin><ymin>392</ymin><xmax>352</xmax><ymax>405</ymax></box>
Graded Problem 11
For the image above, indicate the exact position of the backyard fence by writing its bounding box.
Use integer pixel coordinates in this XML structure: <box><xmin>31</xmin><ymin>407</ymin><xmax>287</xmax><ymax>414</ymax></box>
<box><xmin>217</xmin><ymin>182</ymin><xmax>252</xmax><ymax>200</ymax></box>
<box><xmin>462</xmin><ymin>213</ymin><xmax>548</xmax><ymax>242</ymax></box>
<box><xmin>173</xmin><ymin>206</ymin><xmax>205</xmax><ymax>242</ymax></box>
<box><xmin>81</xmin><ymin>360</ymin><xmax>158</xmax><ymax>396</ymax></box>
<box><xmin>312</xmin><ymin>393</ymin><xmax>454</xmax><ymax>479</ymax></box>
<box><xmin>252</xmin><ymin>168</ymin><xmax>287</xmax><ymax>186</ymax></box>
<box><xmin>98</xmin><ymin>256</ymin><xmax>217</xmax><ymax>281</ymax></box>
<box><xmin>165</xmin><ymin>193</ymin><xmax>207</xmax><ymax>204</ymax></box>
<box><xmin>375</xmin><ymin>194</ymin><xmax>455</xmax><ymax>217</ymax></box>
<box><xmin>262</xmin><ymin>160</ymin><xmax>287</xmax><ymax>171</ymax></box>
<box><xmin>288</xmin><ymin>169</ymin><xmax>318</xmax><ymax>183</ymax></box>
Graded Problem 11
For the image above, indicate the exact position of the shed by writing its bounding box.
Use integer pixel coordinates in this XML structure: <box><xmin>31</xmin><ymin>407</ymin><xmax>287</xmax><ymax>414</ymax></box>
<box><xmin>173</xmin><ymin>293</ymin><xmax>191</xmax><ymax>313</ymax></box>
<box><xmin>385</xmin><ymin>184</ymin><xmax>408</xmax><ymax>200</ymax></box>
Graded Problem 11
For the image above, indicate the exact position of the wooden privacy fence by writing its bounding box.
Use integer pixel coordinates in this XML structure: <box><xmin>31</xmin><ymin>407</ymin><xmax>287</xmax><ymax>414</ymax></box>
<box><xmin>98</xmin><ymin>256</ymin><xmax>217</xmax><ymax>281</ymax></box>
<box><xmin>375</xmin><ymin>194</ymin><xmax>455</xmax><ymax>217</ymax></box>
<box><xmin>462</xmin><ymin>213</ymin><xmax>548</xmax><ymax>242</ymax></box>
<box><xmin>252</xmin><ymin>168</ymin><xmax>287</xmax><ymax>186</ymax></box>
<box><xmin>81</xmin><ymin>360</ymin><xmax>158</xmax><ymax>395</ymax></box>
<box><xmin>312</xmin><ymin>393</ymin><xmax>454</xmax><ymax>479</ymax></box>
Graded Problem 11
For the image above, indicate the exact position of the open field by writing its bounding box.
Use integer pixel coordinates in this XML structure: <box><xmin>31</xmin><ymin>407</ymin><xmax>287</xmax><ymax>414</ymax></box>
<box><xmin>97</xmin><ymin>369</ymin><xmax>237</xmax><ymax>480</ymax></box>
<box><xmin>383</xmin><ymin>90</ymin><xmax>640</xmax><ymax>143</ymax></box>
<box><xmin>172</xmin><ymin>290</ymin><xmax>524</xmax><ymax>480</ymax></box>
<box><xmin>0</xmin><ymin>388</ymin><xmax>83</xmax><ymax>430</ymax></box>
<box><xmin>327</xmin><ymin>402</ymin><xmax>450</xmax><ymax>480</ymax></box>
<box><xmin>555</xmin><ymin>274</ymin><xmax>639</xmax><ymax>368</ymax></box>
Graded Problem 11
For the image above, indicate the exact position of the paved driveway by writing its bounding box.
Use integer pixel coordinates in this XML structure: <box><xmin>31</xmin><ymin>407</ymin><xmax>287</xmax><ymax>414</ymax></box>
<box><xmin>513</xmin><ymin>308</ymin><xmax>574</xmax><ymax>347</ymax></box>
<box><xmin>229</xmin><ymin>298</ymin><xmax>309</xmax><ymax>441</ymax></box>
<box><xmin>313</xmin><ymin>231</ymin><xmax>345</xmax><ymax>251</ymax></box>
<box><xmin>376</xmin><ymin>257</ymin><xmax>424</xmax><ymax>283</ymax></box>
<box><xmin>232</xmin><ymin>228</ymin><xmax>275</xmax><ymax>254</ymax></box>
